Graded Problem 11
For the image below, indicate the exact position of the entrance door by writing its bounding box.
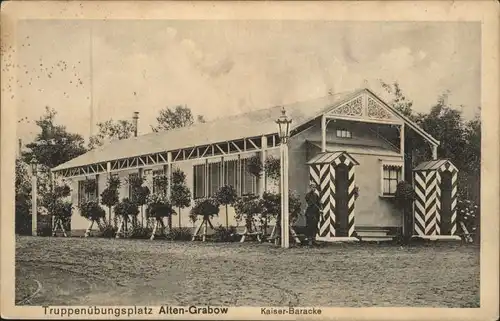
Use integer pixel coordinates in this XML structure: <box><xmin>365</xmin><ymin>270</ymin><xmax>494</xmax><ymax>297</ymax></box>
<box><xmin>334</xmin><ymin>164</ymin><xmax>349</xmax><ymax>237</ymax></box>
<box><xmin>440</xmin><ymin>171</ymin><xmax>453</xmax><ymax>235</ymax></box>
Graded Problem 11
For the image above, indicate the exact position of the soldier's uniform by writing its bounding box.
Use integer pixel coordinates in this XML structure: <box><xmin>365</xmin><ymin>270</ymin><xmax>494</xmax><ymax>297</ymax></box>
<box><xmin>304</xmin><ymin>188</ymin><xmax>321</xmax><ymax>244</ymax></box>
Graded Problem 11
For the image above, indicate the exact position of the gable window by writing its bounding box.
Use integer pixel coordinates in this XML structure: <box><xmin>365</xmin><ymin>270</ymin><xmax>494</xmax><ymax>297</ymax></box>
<box><xmin>78</xmin><ymin>179</ymin><xmax>98</xmax><ymax>206</ymax></box>
<box><xmin>381</xmin><ymin>163</ymin><xmax>403</xmax><ymax>196</ymax></box>
<box><xmin>336</xmin><ymin>129</ymin><xmax>352</xmax><ymax>138</ymax></box>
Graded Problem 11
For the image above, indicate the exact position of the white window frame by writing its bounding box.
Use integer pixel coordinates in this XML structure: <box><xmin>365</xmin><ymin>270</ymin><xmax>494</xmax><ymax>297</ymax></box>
<box><xmin>336</xmin><ymin>129</ymin><xmax>352</xmax><ymax>138</ymax></box>
<box><xmin>379</xmin><ymin>160</ymin><xmax>403</xmax><ymax>197</ymax></box>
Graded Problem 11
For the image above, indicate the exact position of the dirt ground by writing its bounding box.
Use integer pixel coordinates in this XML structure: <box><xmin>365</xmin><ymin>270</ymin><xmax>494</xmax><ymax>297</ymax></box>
<box><xmin>15</xmin><ymin>236</ymin><xmax>479</xmax><ymax>307</ymax></box>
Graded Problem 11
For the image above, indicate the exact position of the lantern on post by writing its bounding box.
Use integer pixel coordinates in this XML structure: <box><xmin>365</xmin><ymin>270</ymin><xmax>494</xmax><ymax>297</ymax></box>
<box><xmin>275</xmin><ymin>107</ymin><xmax>292</xmax><ymax>248</ymax></box>
<box><xmin>30</xmin><ymin>158</ymin><xmax>38</xmax><ymax>236</ymax></box>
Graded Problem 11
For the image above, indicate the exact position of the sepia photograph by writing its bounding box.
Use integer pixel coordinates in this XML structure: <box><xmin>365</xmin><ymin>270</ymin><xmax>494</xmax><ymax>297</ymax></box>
<box><xmin>1</xmin><ymin>1</ymin><xmax>498</xmax><ymax>320</ymax></box>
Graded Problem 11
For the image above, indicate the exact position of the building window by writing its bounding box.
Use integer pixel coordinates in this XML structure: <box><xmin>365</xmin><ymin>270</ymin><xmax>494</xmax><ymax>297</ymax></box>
<box><xmin>128</xmin><ymin>173</ymin><xmax>139</xmax><ymax>202</ymax></box>
<box><xmin>152</xmin><ymin>169</ymin><xmax>165</xmax><ymax>195</ymax></box>
<box><xmin>382</xmin><ymin>164</ymin><xmax>402</xmax><ymax>196</ymax></box>
<box><xmin>193</xmin><ymin>164</ymin><xmax>206</xmax><ymax>199</ymax></box>
<box><xmin>78</xmin><ymin>179</ymin><xmax>98</xmax><ymax>206</ymax></box>
<box><xmin>193</xmin><ymin>157</ymin><xmax>257</xmax><ymax>199</ymax></box>
<box><xmin>208</xmin><ymin>162</ymin><xmax>222</xmax><ymax>197</ymax></box>
<box><xmin>336</xmin><ymin>129</ymin><xmax>352</xmax><ymax>138</ymax></box>
<box><xmin>240</xmin><ymin>158</ymin><xmax>257</xmax><ymax>196</ymax></box>
<box><xmin>224</xmin><ymin>159</ymin><xmax>238</xmax><ymax>189</ymax></box>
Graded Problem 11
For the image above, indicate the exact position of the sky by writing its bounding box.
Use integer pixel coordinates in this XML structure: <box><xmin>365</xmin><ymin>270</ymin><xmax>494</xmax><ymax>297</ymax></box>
<box><xmin>13</xmin><ymin>20</ymin><xmax>481</xmax><ymax>145</ymax></box>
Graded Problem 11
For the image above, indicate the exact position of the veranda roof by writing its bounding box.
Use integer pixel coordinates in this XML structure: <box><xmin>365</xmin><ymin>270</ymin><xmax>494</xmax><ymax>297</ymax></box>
<box><xmin>413</xmin><ymin>159</ymin><xmax>451</xmax><ymax>171</ymax></box>
<box><xmin>306</xmin><ymin>151</ymin><xmax>360</xmax><ymax>165</ymax></box>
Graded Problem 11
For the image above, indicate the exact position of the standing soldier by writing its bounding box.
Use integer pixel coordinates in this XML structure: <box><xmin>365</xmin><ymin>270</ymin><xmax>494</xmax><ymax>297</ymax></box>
<box><xmin>304</xmin><ymin>183</ymin><xmax>321</xmax><ymax>246</ymax></box>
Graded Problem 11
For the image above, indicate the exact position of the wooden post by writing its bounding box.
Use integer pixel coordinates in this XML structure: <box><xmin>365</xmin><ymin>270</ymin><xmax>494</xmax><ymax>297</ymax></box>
<box><xmin>138</xmin><ymin>168</ymin><xmax>144</xmax><ymax>227</ymax></box>
<box><xmin>191</xmin><ymin>220</ymin><xmax>203</xmax><ymax>241</ymax></box>
<box><xmin>166</xmin><ymin>152</ymin><xmax>172</xmax><ymax>198</ymax></box>
<box><xmin>84</xmin><ymin>220</ymin><xmax>94</xmax><ymax>237</ymax></box>
<box><xmin>202</xmin><ymin>220</ymin><xmax>207</xmax><ymax>242</ymax></box>
<box><xmin>281</xmin><ymin>143</ymin><xmax>290</xmax><ymax>248</ymax></box>
<box><xmin>150</xmin><ymin>219</ymin><xmax>159</xmax><ymax>240</ymax></box>
<box><xmin>31</xmin><ymin>168</ymin><xmax>37</xmax><ymax>237</ymax></box>
<box><xmin>115</xmin><ymin>216</ymin><xmax>121</xmax><ymax>238</ymax></box>
<box><xmin>400</xmin><ymin>124</ymin><xmax>405</xmax><ymax>180</ymax></box>
<box><xmin>431</xmin><ymin>144</ymin><xmax>438</xmax><ymax>160</ymax></box>
<box><xmin>106</xmin><ymin>162</ymin><xmax>111</xmax><ymax>224</ymax></box>
<box><xmin>260</xmin><ymin>136</ymin><xmax>267</xmax><ymax>196</ymax></box>
<box><xmin>321</xmin><ymin>115</ymin><xmax>327</xmax><ymax>152</ymax></box>
<box><xmin>260</xmin><ymin>136</ymin><xmax>268</xmax><ymax>236</ymax></box>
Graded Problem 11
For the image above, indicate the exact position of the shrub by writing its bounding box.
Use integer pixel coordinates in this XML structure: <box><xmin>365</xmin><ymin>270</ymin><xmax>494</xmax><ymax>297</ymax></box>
<box><xmin>126</xmin><ymin>175</ymin><xmax>150</xmax><ymax>207</ymax></box>
<box><xmin>213</xmin><ymin>225</ymin><xmax>239</xmax><ymax>242</ymax></box>
<box><xmin>82</xmin><ymin>179</ymin><xmax>97</xmax><ymax>195</ymax></box>
<box><xmin>79</xmin><ymin>201</ymin><xmax>106</xmax><ymax>221</ymax></box>
<box><xmin>98</xmin><ymin>223</ymin><xmax>117</xmax><ymax>238</ymax></box>
<box><xmin>234</xmin><ymin>195</ymin><xmax>262</xmax><ymax>231</ymax></box>
<box><xmin>146</xmin><ymin>194</ymin><xmax>176</xmax><ymax>219</ymax></box>
<box><xmin>246</xmin><ymin>155</ymin><xmax>263</xmax><ymax>177</ymax></box>
<box><xmin>168</xmin><ymin>227</ymin><xmax>193</xmax><ymax>241</ymax></box>
<box><xmin>171</xmin><ymin>169</ymin><xmax>191</xmax><ymax>227</ymax></box>
<box><xmin>457</xmin><ymin>198</ymin><xmax>479</xmax><ymax>236</ymax></box>
<box><xmin>171</xmin><ymin>168</ymin><xmax>187</xmax><ymax>185</ymax></box>
<box><xmin>394</xmin><ymin>181</ymin><xmax>415</xmax><ymax>207</ymax></box>
<box><xmin>114</xmin><ymin>198</ymin><xmax>139</xmax><ymax>218</ymax></box>
<box><xmin>189</xmin><ymin>198</ymin><xmax>219</xmax><ymax>223</ymax></box>
<box><xmin>264</xmin><ymin>156</ymin><xmax>281</xmax><ymax>181</ymax></box>
<box><xmin>38</xmin><ymin>223</ymin><xmax>53</xmax><ymax>236</ymax></box>
<box><xmin>54</xmin><ymin>200</ymin><xmax>73</xmax><ymax>218</ymax></box>
<box><xmin>214</xmin><ymin>185</ymin><xmax>237</xmax><ymax>227</ymax></box>
<box><xmin>260</xmin><ymin>191</ymin><xmax>302</xmax><ymax>224</ymax></box>
<box><xmin>129</xmin><ymin>226</ymin><xmax>153</xmax><ymax>239</ymax></box>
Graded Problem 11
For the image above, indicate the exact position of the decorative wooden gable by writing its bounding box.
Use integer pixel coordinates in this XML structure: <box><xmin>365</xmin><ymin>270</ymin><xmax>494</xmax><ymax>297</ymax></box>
<box><xmin>326</xmin><ymin>91</ymin><xmax>402</xmax><ymax>123</ymax></box>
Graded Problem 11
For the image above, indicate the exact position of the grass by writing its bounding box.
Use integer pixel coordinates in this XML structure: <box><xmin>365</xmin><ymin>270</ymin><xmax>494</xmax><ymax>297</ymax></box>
<box><xmin>15</xmin><ymin>236</ymin><xmax>479</xmax><ymax>307</ymax></box>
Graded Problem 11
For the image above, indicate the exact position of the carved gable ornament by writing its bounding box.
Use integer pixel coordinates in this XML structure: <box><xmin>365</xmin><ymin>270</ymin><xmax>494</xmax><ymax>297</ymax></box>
<box><xmin>327</xmin><ymin>93</ymin><xmax>400</xmax><ymax>122</ymax></box>
<box><xmin>329</xmin><ymin>96</ymin><xmax>363</xmax><ymax>117</ymax></box>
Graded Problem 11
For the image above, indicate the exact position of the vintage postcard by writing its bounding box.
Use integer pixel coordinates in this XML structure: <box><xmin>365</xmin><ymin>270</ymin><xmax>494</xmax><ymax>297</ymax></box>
<box><xmin>1</xmin><ymin>1</ymin><xmax>499</xmax><ymax>320</ymax></box>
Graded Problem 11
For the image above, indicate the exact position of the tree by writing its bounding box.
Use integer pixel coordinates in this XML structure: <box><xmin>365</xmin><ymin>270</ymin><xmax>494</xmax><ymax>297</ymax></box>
<box><xmin>114</xmin><ymin>197</ymin><xmax>140</xmax><ymax>238</ymax></box>
<box><xmin>233</xmin><ymin>195</ymin><xmax>262</xmax><ymax>237</ymax></box>
<box><xmin>41</xmin><ymin>182</ymin><xmax>72</xmax><ymax>236</ymax></box>
<box><xmin>100</xmin><ymin>175</ymin><xmax>121</xmax><ymax>225</ymax></box>
<box><xmin>382</xmin><ymin>82</ymin><xmax>481</xmax><ymax>242</ymax></box>
<box><xmin>415</xmin><ymin>92</ymin><xmax>468</xmax><ymax>171</ymax></box>
<box><xmin>126</xmin><ymin>175</ymin><xmax>150</xmax><ymax>227</ymax></box>
<box><xmin>170</xmin><ymin>168</ymin><xmax>191</xmax><ymax>227</ymax></box>
<box><xmin>151</xmin><ymin>105</ymin><xmax>206</xmax><ymax>132</ymax></box>
<box><xmin>214</xmin><ymin>185</ymin><xmax>238</xmax><ymax>228</ymax></box>
<box><xmin>380</xmin><ymin>81</ymin><xmax>415</xmax><ymax>119</ymax></box>
<box><xmin>88</xmin><ymin>119</ymin><xmax>135</xmax><ymax>150</ymax></box>
<box><xmin>15</xmin><ymin>159</ymin><xmax>32</xmax><ymax>235</ymax></box>
<box><xmin>22</xmin><ymin>106</ymin><xmax>87</xmax><ymax>169</ymax></box>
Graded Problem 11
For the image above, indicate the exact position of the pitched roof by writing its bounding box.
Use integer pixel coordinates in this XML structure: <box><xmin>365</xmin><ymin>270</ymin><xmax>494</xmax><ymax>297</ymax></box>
<box><xmin>306</xmin><ymin>151</ymin><xmax>360</xmax><ymax>165</ymax></box>
<box><xmin>53</xmin><ymin>90</ymin><xmax>360</xmax><ymax>171</ymax></box>
<box><xmin>52</xmin><ymin>87</ymin><xmax>439</xmax><ymax>172</ymax></box>
<box><xmin>413</xmin><ymin>159</ymin><xmax>455</xmax><ymax>171</ymax></box>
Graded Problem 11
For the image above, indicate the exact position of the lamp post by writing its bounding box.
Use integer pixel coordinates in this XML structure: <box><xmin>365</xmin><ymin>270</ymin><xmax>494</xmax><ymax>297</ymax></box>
<box><xmin>30</xmin><ymin>158</ymin><xmax>38</xmax><ymax>236</ymax></box>
<box><xmin>276</xmin><ymin>107</ymin><xmax>292</xmax><ymax>248</ymax></box>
